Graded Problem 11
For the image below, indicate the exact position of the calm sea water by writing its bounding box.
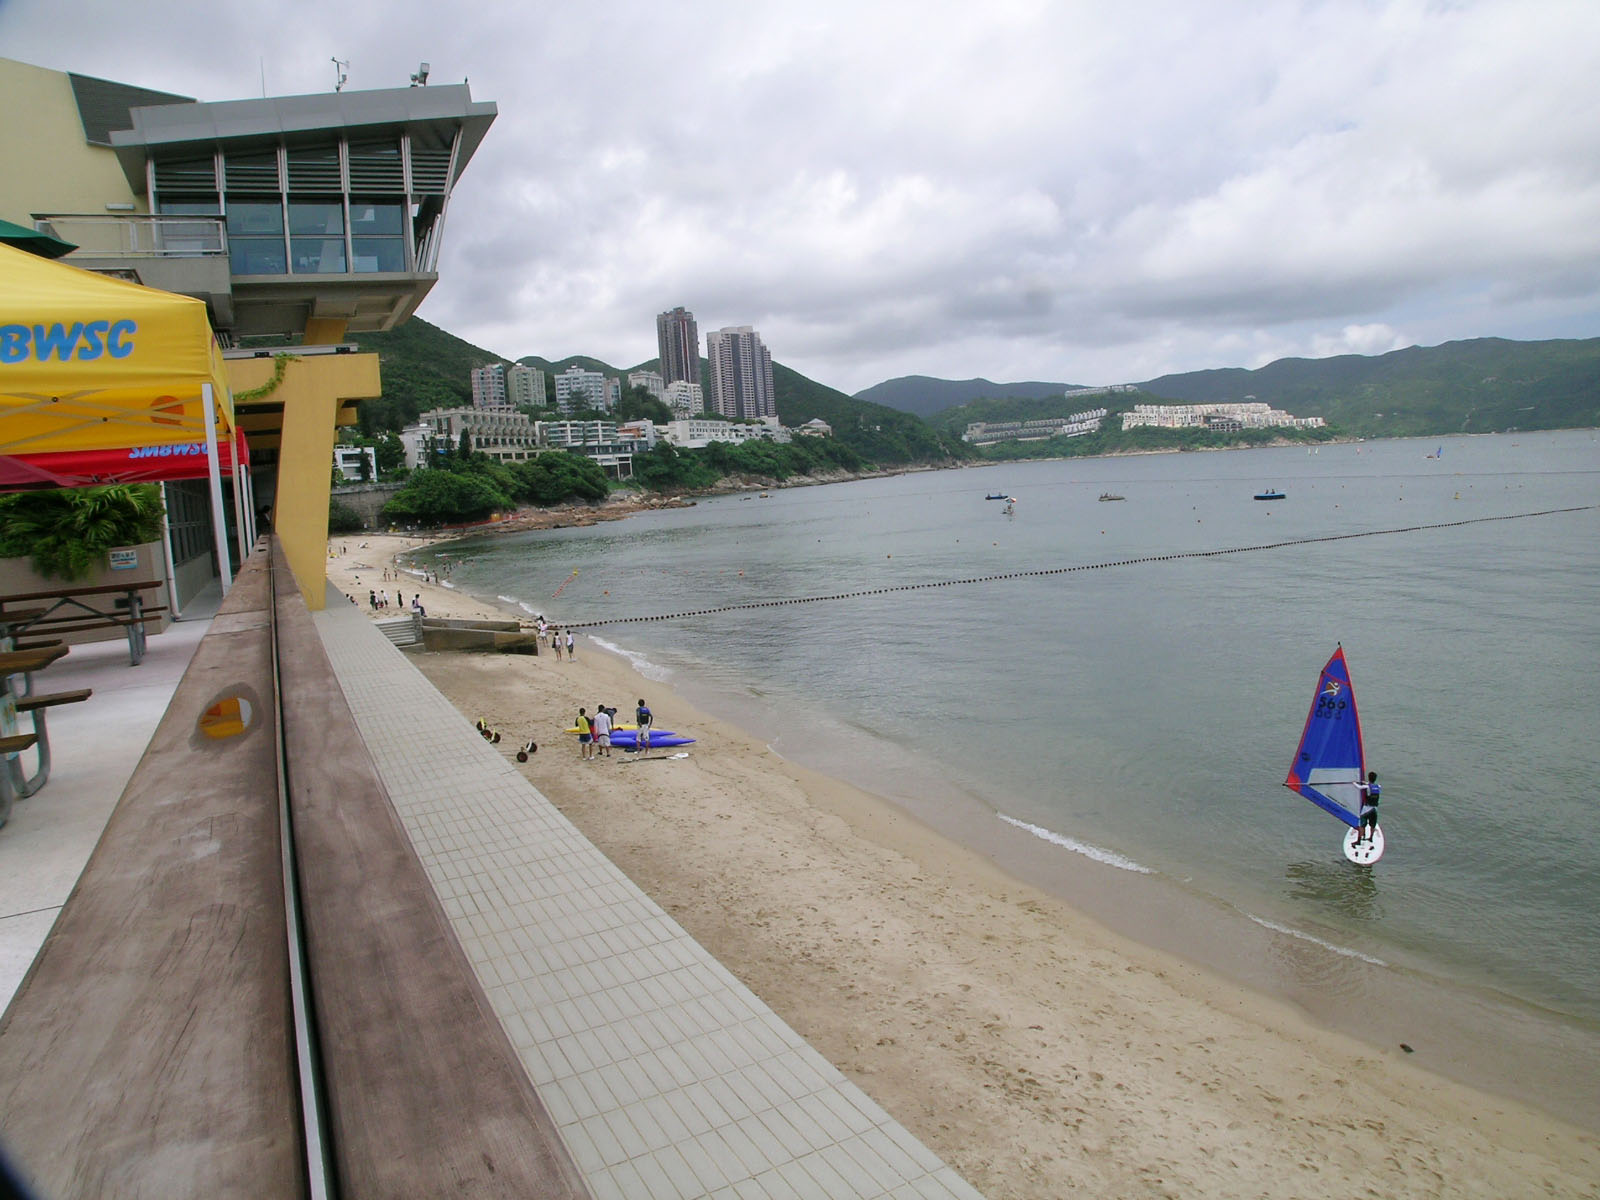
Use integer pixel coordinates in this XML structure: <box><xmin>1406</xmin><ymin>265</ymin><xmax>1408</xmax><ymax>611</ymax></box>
<box><xmin>420</xmin><ymin>430</ymin><xmax>1600</xmax><ymax>1114</ymax></box>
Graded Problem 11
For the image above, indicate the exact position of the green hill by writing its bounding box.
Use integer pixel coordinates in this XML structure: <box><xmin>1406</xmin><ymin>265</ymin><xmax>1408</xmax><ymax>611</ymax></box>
<box><xmin>1133</xmin><ymin>337</ymin><xmax>1600</xmax><ymax>437</ymax></box>
<box><xmin>348</xmin><ymin>319</ymin><xmax>509</xmax><ymax>433</ymax></box>
<box><xmin>854</xmin><ymin>375</ymin><xmax>1082</xmax><ymax>419</ymax></box>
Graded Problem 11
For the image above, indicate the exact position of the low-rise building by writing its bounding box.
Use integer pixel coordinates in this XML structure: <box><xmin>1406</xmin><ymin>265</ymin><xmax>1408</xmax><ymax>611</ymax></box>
<box><xmin>1119</xmin><ymin>402</ymin><xmax>1325</xmax><ymax>431</ymax></box>
<box><xmin>420</xmin><ymin>405</ymin><xmax>541</xmax><ymax>463</ymax></box>
<box><xmin>658</xmin><ymin>418</ymin><xmax>782</xmax><ymax>449</ymax></box>
<box><xmin>333</xmin><ymin>445</ymin><xmax>378</xmax><ymax>481</ymax></box>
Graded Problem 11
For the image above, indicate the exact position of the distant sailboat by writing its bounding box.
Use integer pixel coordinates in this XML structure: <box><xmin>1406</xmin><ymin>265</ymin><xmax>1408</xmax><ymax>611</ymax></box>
<box><xmin>1284</xmin><ymin>646</ymin><xmax>1384</xmax><ymax>864</ymax></box>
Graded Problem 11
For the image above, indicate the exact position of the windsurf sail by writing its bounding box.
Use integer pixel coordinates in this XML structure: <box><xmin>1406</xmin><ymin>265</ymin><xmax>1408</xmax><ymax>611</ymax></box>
<box><xmin>1284</xmin><ymin>646</ymin><xmax>1366</xmax><ymax>829</ymax></box>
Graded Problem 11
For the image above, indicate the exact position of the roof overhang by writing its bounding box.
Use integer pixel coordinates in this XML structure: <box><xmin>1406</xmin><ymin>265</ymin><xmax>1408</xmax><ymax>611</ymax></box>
<box><xmin>109</xmin><ymin>83</ymin><xmax>497</xmax><ymax>194</ymax></box>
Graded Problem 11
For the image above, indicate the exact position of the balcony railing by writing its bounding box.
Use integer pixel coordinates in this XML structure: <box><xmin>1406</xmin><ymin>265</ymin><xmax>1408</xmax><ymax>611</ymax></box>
<box><xmin>33</xmin><ymin>214</ymin><xmax>227</xmax><ymax>258</ymax></box>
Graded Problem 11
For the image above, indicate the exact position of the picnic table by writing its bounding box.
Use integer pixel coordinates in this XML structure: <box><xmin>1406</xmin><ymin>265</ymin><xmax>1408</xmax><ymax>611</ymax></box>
<box><xmin>0</xmin><ymin>580</ymin><xmax>165</xmax><ymax>665</ymax></box>
<box><xmin>1</xmin><ymin>643</ymin><xmax>91</xmax><ymax>825</ymax></box>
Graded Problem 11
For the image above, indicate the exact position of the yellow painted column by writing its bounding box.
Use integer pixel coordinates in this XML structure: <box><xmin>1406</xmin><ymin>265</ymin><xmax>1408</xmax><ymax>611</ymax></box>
<box><xmin>227</xmin><ymin>353</ymin><xmax>381</xmax><ymax>610</ymax></box>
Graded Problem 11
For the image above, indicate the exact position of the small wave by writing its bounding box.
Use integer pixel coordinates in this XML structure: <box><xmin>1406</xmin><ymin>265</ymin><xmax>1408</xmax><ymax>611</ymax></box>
<box><xmin>997</xmin><ymin>814</ymin><xmax>1154</xmax><ymax>874</ymax></box>
<box><xmin>590</xmin><ymin>635</ymin><xmax>672</xmax><ymax>682</ymax></box>
<box><xmin>1247</xmin><ymin>915</ymin><xmax>1387</xmax><ymax>966</ymax></box>
<box><xmin>496</xmin><ymin>594</ymin><xmax>540</xmax><ymax>614</ymax></box>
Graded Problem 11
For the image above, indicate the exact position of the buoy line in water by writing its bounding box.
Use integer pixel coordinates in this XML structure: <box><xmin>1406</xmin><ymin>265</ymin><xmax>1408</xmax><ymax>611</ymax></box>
<box><xmin>563</xmin><ymin>504</ymin><xmax>1597</xmax><ymax>630</ymax></box>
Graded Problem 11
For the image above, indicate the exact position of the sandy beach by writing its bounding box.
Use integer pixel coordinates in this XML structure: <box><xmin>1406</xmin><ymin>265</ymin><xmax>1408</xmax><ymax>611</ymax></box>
<box><xmin>329</xmin><ymin>535</ymin><xmax>1598</xmax><ymax>1198</ymax></box>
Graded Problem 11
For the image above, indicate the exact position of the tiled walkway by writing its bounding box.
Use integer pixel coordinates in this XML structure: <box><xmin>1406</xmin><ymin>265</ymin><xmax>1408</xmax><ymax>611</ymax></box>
<box><xmin>313</xmin><ymin>592</ymin><xmax>983</xmax><ymax>1200</ymax></box>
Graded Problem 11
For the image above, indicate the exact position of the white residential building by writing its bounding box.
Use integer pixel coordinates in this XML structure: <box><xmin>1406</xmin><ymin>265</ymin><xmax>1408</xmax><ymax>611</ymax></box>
<box><xmin>1119</xmin><ymin>402</ymin><xmax>1326</xmax><ymax>431</ymax></box>
<box><xmin>627</xmin><ymin>370</ymin><xmax>665</xmax><ymax>401</ymax></box>
<box><xmin>664</xmin><ymin>380</ymin><xmax>703</xmax><ymax>418</ymax></box>
<box><xmin>554</xmin><ymin>365</ymin><xmax>610</xmax><ymax>414</ymax></box>
<box><xmin>658</xmin><ymin>418</ymin><xmax>782</xmax><ymax>449</ymax></box>
<box><xmin>333</xmin><ymin>444</ymin><xmax>378</xmax><ymax>481</ymax></box>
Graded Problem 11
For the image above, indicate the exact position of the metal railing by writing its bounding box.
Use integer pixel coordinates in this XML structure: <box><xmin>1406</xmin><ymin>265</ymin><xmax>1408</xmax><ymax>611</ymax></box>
<box><xmin>34</xmin><ymin>213</ymin><xmax>227</xmax><ymax>258</ymax></box>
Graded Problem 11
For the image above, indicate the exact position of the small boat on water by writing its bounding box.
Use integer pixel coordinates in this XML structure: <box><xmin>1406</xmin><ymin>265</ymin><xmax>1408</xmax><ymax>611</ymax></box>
<box><xmin>985</xmin><ymin>492</ymin><xmax>1009</xmax><ymax>500</ymax></box>
<box><xmin>1254</xmin><ymin>489</ymin><xmax>1286</xmax><ymax>501</ymax></box>
<box><xmin>1098</xmin><ymin>492</ymin><xmax>1125</xmax><ymax>501</ymax></box>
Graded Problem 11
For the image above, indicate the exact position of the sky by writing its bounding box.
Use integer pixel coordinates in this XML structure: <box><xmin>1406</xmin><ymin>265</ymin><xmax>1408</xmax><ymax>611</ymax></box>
<box><xmin>4</xmin><ymin>0</ymin><xmax>1600</xmax><ymax>394</ymax></box>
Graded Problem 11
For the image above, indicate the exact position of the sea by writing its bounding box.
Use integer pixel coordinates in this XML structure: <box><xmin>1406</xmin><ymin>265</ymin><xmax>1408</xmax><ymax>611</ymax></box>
<box><xmin>413</xmin><ymin>429</ymin><xmax>1600</xmax><ymax>1124</ymax></box>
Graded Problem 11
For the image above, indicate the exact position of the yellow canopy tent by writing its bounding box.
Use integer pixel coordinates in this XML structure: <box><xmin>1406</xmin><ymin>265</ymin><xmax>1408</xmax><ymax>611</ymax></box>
<box><xmin>0</xmin><ymin>242</ymin><xmax>245</xmax><ymax>592</ymax></box>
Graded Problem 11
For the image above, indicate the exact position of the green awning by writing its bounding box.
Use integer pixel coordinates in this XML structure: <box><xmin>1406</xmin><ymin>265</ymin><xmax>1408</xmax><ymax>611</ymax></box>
<box><xmin>0</xmin><ymin>217</ymin><xmax>78</xmax><ymax>259</ymax></box>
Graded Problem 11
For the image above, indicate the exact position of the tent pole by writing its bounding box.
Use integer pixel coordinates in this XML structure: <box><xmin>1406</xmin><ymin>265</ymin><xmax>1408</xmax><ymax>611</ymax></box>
<box><xmin>202</xmin><ymin>382</ymin><xmax>233</xmax><ymax>596</ymax></box>
<box><xmin>232</xmin><ymin>451</ymin><xmax>250</xmax><ymax>563</ymax></box>
<box><xmin>158</xmin><ymin>483</ymin><xmax>184</xmax><ymax>622</ymax></box>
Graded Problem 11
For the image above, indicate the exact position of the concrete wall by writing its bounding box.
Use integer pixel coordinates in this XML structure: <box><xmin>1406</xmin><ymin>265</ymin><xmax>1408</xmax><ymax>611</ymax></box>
<box><xmin>331</xmin><ymin>483</ymin><xmax>404</xmax><ymax>529</ymax></box>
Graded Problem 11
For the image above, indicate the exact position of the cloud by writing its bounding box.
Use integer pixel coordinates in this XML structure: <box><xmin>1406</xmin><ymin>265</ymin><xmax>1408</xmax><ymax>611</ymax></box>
<box><xmin>3</xmin><ymin>0</ymin><xmax>1599</xmax><ymax>392</ymax></box>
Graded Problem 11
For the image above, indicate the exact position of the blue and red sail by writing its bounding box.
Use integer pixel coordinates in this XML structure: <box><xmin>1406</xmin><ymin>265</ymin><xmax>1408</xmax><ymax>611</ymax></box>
<box><xmin>1284</xmin><ymin>646</ymin><xmax>1366</xmax><ymax>830</ymax></box>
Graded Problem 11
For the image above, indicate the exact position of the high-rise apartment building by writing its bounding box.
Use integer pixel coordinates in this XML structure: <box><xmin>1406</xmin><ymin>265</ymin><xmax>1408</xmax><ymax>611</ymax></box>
<box><xmin>507</xmin><ymin>363</ymin><xmax>545</xmax><ymax>408</ymax></box>
<box><xmin>471</xmin><ymin>363</ymin><xmax>508</xmax><ymax>408</ymax></box>
<box><xmin>656</xmin><ymin>307</ymin><xmax>700</xmax><ymax>385</ymax></box>
<box><xmin>705</xmin><ymin>326</ymin><xmax>776</xmax><ymax>421</ymax></box>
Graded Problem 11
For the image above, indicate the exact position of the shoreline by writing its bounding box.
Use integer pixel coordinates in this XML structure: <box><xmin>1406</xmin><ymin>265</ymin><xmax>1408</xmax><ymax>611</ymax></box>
<box><xmin>327</xmin><ymin>534</ymin><xmax>1598</xmax><ymax>1196</ymax></box>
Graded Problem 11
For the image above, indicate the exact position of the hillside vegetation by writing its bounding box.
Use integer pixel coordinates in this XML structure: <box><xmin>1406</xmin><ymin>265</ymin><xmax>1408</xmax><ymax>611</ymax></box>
<box><xmin>1134</xmin><ymin>337</ymin><xmax>1600</xmax><ymax>437</ymax></box>
<box><xmin>342</xmin><ymin>320</ymin><xmax>1599</xmax><ymax>468</ymax></box>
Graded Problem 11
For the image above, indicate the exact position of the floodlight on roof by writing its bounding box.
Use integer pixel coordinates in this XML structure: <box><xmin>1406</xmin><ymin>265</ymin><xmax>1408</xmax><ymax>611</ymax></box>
<box><xmin>411</xmin><ymin>62</ymin><xmax>430</xmax><ymax>87</ymax></box>
<box><xmin>332</xmin><ymin>57</ymin><xmax>349</xmax><ymax>92</ymax></box>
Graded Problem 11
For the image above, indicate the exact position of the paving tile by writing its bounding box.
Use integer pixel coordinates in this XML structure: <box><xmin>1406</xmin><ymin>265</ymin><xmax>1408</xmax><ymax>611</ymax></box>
<box><xmin>312</xmin><ymin>601</ymin><xmax>983</xmax><ymax>1200</ymax></box>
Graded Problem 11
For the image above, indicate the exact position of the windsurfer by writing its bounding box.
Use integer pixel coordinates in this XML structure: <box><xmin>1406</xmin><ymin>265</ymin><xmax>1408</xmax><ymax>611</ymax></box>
<box><xmin>1356</xmin><ymin>771</ymin><xmax>1381</xmax><ymax>843</ymax></box>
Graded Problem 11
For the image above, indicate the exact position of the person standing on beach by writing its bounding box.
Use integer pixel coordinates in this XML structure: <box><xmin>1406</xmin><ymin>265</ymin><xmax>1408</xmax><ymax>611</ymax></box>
<box><xmin>576</xmin><ymin>707</ymin><xmax>592</xmax><ymax>759</ymax></box>
<box><xmin>550</xmin><ymin>631</ymin><xmax>563</xmax><ymax>661</ymax></box>
<box><xmin>1356</xmin><ymin>771</ymin><xmax>1381</xmax><ymax>844</ymax></box>
<box><xmin>566</xmin><ymin>630</ymin><xmax>575</xmax><ymax>659</ymax></box>
<box><xmin>591</xmin><ymin>705</ymin><xmax>612</xmax><ymax>757</ymax></box>
<box><xmin>635</xmin><ymin>699</ymin><xmax>653</xmax><ymax>756</ymax></box>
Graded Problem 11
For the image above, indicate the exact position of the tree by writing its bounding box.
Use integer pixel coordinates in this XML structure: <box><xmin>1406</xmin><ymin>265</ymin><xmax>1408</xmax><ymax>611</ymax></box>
<box><xmin>381</xmin><ymin>469</ymin><xmax>511</xmax><ymax>526</ymax></box>
<box><xmin>514</xmin><ymin>451</ymin><xmax>610</xmax><ymax>504</ymax></box>
<box><xmin>374</xmin><ymin>431</ymin><xmax>406</xmax><ymax>476</ymax></box>
<box><xmin>614</xmin><ymin>384</ymin><xmax>673</xmax><ymax>425</ymax></box>
<box><xmin>458</xmin><ymin>427</ymin><xmax>473</xmax><ymax>459</ymax></box>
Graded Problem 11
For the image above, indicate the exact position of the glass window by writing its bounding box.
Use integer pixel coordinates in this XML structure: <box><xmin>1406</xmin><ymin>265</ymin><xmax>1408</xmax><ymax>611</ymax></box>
<box><xmin>350</xmin><ymin>202</ymin><xmax>403</xmax><ymax>235</ymax></box>
<box><xmin>292</xmin><ymin>236</ymin><xmax>347</xmax><ymax>273</ymax></box>
<box><xmin>226</xmin><ymin>199</ymin><xmax>285</xmax><ymax>274</ymax></box>
<box><xmin>230</xmin><ymin>238</ymin><xmax>287</xmax><ymax>275</ymax></box>
<box><xmin>289</xmin><ymin>200</ymin><xmax>344</xmax><ymax>236</ymax></box>
<box><xmin>352</xmin><ymin>237</ymin><xmax>405</xmax><ymax>272</ymax></box>
<box><xmin>226</xmin><ymin>201</ymin><xmax>283</xmax><ymax>236</ymax></box>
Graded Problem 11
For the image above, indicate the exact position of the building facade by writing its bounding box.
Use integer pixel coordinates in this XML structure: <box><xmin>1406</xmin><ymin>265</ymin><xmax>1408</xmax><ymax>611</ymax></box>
<box><xmin>420</xmin><ymin>406</ymin><xmax>541</xmax><ymax>463</ymax></box>
<box><xmin>471</xmin><ymin>363</ymin><xmax>508</xmax><ymax>408</ymax></box>
<box><xmin>656</xmin><ymin>306</ymin><xmax>699</xmax><ymax>385</ymax></box>
<box><xmin>507</xmin><ymin>363</ymin><xmax>545</xmax><ymax>408</ymax></box>
<box><xmin>0</xmin><ymin>56</ymin><xmax>495</xmax><ymax>608</ymax></box>
<box><xmin>663</xmin><ymin>380</ymin><xmax>703</xmax><ymax>418</ymax></box>
<box><xmin>705</xmin><ymin>325</ymin><xmax>776</xmax><ymax>421</ymax></box>
<box><xmin>553</xmin><ymin>365</ymin><xmax>609</xmax><ymax>414</ymax></box>
<box><xmin>627</xmin><ymin>369</ymin><xmax>664</xmax><ymax>401</ymax></box>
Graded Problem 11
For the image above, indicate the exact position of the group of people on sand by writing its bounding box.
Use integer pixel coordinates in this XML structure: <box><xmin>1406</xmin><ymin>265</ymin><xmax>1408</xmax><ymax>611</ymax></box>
<box><xmin>537</xmin><ymin>619</ymin><xmax>575</xmax><ymax>661</ymax></box>
<box><xmin>574</xmin><ymin>699</ymin><xmax>653</xmax><ymax>761</ymax></box>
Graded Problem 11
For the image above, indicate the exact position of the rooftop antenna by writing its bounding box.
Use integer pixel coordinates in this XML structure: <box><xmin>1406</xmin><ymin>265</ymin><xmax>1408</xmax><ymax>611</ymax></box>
<box><xmin>410</xmin><ymin>61</ymin><xmax>430</xmax><ymax>87</ymax></box>
<box><xmin>332</xmin><ymin>57</ymin><xmax>349</xmax><ymax>93</ymax></box>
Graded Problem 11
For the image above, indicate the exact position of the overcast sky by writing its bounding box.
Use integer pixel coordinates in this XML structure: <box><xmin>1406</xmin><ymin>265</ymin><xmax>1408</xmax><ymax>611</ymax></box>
<box><xmin>5</xmin><ymin>1</ymin><xmax>1599</xmax><ymax>393</ymax></box>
